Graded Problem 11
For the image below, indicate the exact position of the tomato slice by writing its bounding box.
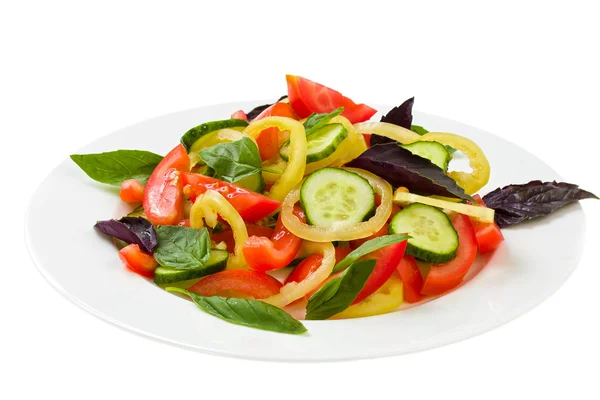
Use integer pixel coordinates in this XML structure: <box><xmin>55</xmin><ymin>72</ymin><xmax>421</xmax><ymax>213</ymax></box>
<box><xmin>252</xmin><ymin>102</ymin><xmax>299</xmax><ymax>161</ymax></box>
<box><xmin>470</xmin><ymin>195</ymin><xmax>504</xmax><ymax>254</ymax></box>
<box><xmin>188</xmin><ymin>270</ymin><xmax>282</xmax><ymax>299</ymax></box>
<box><xmin>118</xmin><ymin>244</ymin><xmax>158</xmax><ymax>278</ymax></box>
<box><xmin>396</xmin><ymin>255</ymin><xmax>424</xmax><ymax>303</ymax></box>
<box><xmin>180</xmin><ymin>173</ymin><xmax>281</xmax><ymax>223</ymax></box>
<box><xmin>143</xmin><ymin>144</ymin><xmax>190</xmax><ymax>225</ymax></box>
<box><xmin>120</xmin><ymin>179</ymin><xmax>145</xmax><ymax>203</ymax></box>
<box><xmin>243</xmin><ymin>207</ymin><xmax>305</xmax><ymax>272</ymax></box>
<box><xmin>284</xmin><ymin>247</ymin><xmax>352</xmax><ymax>285</ymax></box>
<box><xmin>230</xmin><ymin>110</ymin><xmax>248</xmax><ymax>121</ymax></box>
<box><xmin>211</xmin><ymin>225</ymin><xmax>273</xmax><ymax>252</ymax></box>
<box><xmin>286</xmin><ymin>74</ymin><xmax>377</xmax><ymax>123</ymax></box>
<box><xmin>254</xmin><ymin>102</ymin><xmax>298</xmax><ymax>120</ymax></box>
<box><xmin>421</xmin><ymin>214</ymin><xmax>478</xmax><ymax>295</ymax></box>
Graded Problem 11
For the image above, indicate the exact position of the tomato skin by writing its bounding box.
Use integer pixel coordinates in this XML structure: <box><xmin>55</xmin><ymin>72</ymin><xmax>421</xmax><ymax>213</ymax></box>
<box><xmin>120</xmin><ymin>179</ymin><xmax>145</xmax><ymax>203</ymax></box>
<box><xmin>180</xmin><ymin>173</ymin><xmax>281</xmax><ymax>223</ymax></box>
<box><xmin>211</xmin><ymin>225</ymin><xmax>273</xmax><ymax>253</ymax></box>
<box><xmin>352</xmin><ymin>240</ymin><xmax>407</xmax><ymax>304</ymax></box>
<box><xmin>188</xmin><ymin>270</ymin><xmax>282</xmax><ymax>299</ymax></box>
<box><xmin>284</xmin><ymin>247</ymin><xmax>352</xmax><ymax>285</ymax></box>
<box><xmin>286</xmin><ymin>74</ymin><xmax>377</xmax><ymax>123</ymax></box>
<box><xmin>255</xmin><ymin>127</ymin><xmax>280</xmax><ymax>161</ymax></box>
<box><xmin>118</xmin><ymin>244</ymin><xmax>158</xmax><ymax>278</ymax></box>
<box><xmin>254</xmin><ymin>102</ymin><xmax>298</xmax><ymax>120</ymax></box>
<box><xmin>363</xmin><ymin>133</ymin><xmax>372</xmax><ymax>147</ymax></box>
<box><xmin>143</xmin><ymin>145</ymin><xmax>190</xmax><ymax>225</ymax></box>
<box><xmin>421</xmin><ymin>214</ymin><xmax>478</xmax><ymax>295</ymax></box>
<box><xmin>243</xmin><ymin>208</ymin><xmax>305</xmax><ymax>272</ymax></box>
<box><xmin>349</xmin><ymin>224</ymin><xmax>387</xmax><ymax>249</ymax></box>
<box><xmin>230</xmin><ymin>110</ymin><xmax>248</xmax><ymax>121</ymax></box>
<box><xmin>396</xmin><ymin>255</ymin><xmax>424</xmax><ymax>303</ymax></box>
<box><xmin>470</xmin><ymin>195</ymin><xmax>504</xmax><ymax>254</ymax></box>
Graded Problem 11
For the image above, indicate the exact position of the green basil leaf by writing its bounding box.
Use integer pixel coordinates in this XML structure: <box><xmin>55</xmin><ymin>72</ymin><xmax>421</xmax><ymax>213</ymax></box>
<box><xmin>154</xmin><ymin>226</ymin><xmax>211</xmax><ymax>269</ymax></box>
<box><xmin>331</xmin><ymin>234</ymin><xmax>411</xmax><ymax>274</ymax></box>
<box><xmin>306</xmin><ymin>259</ymin><xmax>376</xmax><ymax>320</ymax></box>
<box><xmin>303</xmin><ymin>107</ymin><xmax>344</xmax><ymax>136</ymax></box>
<box><xmin>70</xmin><ymin>150</ymin><xmax>163</xmax><ymax>186</ymax></box>
<box><xmin>166</xmin><ymin>288</ymin><xmax>307</xmax><ymax>334</ymax></box>
<box><xmin>198</xmin><ymin>136</ymin><xmax>263</xmax><ymax>183</ymax></box>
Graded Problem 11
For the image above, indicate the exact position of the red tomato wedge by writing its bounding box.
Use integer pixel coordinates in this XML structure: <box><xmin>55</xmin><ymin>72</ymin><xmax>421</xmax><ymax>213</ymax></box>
<box><xmin>120</xmin><ymin>179</ymin><xmax>145</xmax><ymax>203</ymax></box>
<box><xmin>230</xmin><ymin>110</ymin><xmax>248</xmax><ymax>121</ymax></box>
<box><xmin>286</xmin><ymin>74</ymin><xmax>377</xmax><ymax>123</ymax></box>
<box><xmin>470</xmin><ymin>195</ymin><xmax>504</xmax><ymax>254</ymax></box>
<box><xmin>211</xmin><ymin>225</ymin><xmax>273</xmax><ymax>252</ymax></box>
<box><xmin>143</xmin><ymin>144</ymin><xmax>190</xmax><ymax>226</ymax></box>
<box><xmin>180</xmin><ymin>173</ymin><xmax>281</xmax><ymax>223</ymax></box>
<box><xmin>188</xmin><ymin>270</ymin><xmax>282</xmax><ymax>299</ymax></box>
<box><xmin>284</xmin><ymin>247</ymin><xmax>352</xmax><ymax>285</ymax></box>
<box><xmin>254</xmin><ymin>102</ymin><xmax>298</xmax><ymax>120</ymax></box>
<box><xmin>243</xmin><ymin>207</ymin><xmax>305</xmax><ymax>272</ymax></box>
<box><xmin>421</xmin><ymin>214</ymin><xmax>478</xmax><ymax>295</ymax></box>
<box><xmin>253</xmin><ymin>102</ymin><xmax>298</xmax><ymax>161</ymax></box>
<box><xmin>118</xmin><ymin>244</ymin><xmax>158</xmax><ymax>278</ymax></box>
<box><xmin>396</xmin><ymin>255</ymin><xmax>424</xmax><ymax>303</ymax></box>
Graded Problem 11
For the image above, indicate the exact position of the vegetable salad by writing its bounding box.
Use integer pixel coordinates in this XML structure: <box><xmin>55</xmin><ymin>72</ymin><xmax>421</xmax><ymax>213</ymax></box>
<box><xmin>72</xmin><ymin>75</ymin><xmax>598</xmax><ymax>334</ymax></box>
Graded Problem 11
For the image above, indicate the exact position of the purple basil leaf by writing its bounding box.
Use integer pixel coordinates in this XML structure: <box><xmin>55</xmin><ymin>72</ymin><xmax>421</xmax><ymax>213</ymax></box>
<box><xmin>94</xmin><ymin>216</ymin><xmax>157</xmax><ymax>253</ymax></box>
<box><xmin>245</xmin><ymin>95</ymin><xmax>288</xmax><ymax>121</ymax></box>
<box><xmin>482</xmin><ymin>181</ymin><xmax>598</xmax><ymax>228</ymax></box>
<box><xmin>372</xmin><ymin>98</ymin><xmax>414</xmax><ymax>146</ymax></box>
<box><xmin>347</xmin><ymin>143</ymin><xmax>473</xmax><ymax>201</ymax></box>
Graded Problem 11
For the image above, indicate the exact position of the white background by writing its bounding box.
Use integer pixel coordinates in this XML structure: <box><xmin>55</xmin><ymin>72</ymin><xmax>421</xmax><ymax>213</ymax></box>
<box><xmin>2</xmin><ymin>1</ymin><xmax>599</xmax><ymax>399</ymax></box>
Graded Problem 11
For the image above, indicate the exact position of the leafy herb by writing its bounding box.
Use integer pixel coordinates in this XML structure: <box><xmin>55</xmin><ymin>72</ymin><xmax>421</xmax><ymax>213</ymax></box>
<box><xmin>70</xmin><ymin>150</ymin><xmax>163</xmax><ymax>186</ymax></box>
<box><xmin>245</xmin><ymin>95</ymin><xmax>288</xmax><ymax>121</ymax></box>
<box><xmin>306</xmin><ymin>259</ymin><xmax>376</xmax><ymax>320</ymax></box>
<box><xmin>332</xmin><ymin>234</ymin><xmax>411</xmax><ymax>274</ymax></box>
<box><xmin>95</xmin><ymin>216</ymin><xmax>157</xmax><ymax>253</ymax></box>
<box><xmin>166</xmin><ymin>287</ymin><xmax>306</xmax><ymax>334</ymax></box>
<box><xmin>303</xmin><ymin>107</ymin><xmax>344</xmax><ymax>135</ymax></box>
<box><xmin>154</xmin><ymin>225</ymin><xmax>211</xmax><ymax>269</ymax></box>
<box><xmin>198</xmin><ymin>137</ymin><xmax>263</xmax><ymax>183</ymax></box>
<box><xmin>381</xmin><ymin>97</ymin><xmax>414</xmax><ymax>128</ymax></box>
<box><xmin>410</xmin><ymin>125</ymin><xmax>429</xmax><ymax>135</ymax></box>
<box><xmin>482</xmin><ymin>180</ymin><xmax>598</xmax><ymax>227</ymax></box>
<box><xmin>347</xmin><ymin>143</ymin><xmax>473</xmax><ymax>201</ymax></box>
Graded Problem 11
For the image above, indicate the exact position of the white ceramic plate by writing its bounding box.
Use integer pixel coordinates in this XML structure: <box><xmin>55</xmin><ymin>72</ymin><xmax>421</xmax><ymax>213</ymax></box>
<box><xmin>25</xmin><ymin>102</ymin><xmax>585</xmax><ymax>361</ymax></box>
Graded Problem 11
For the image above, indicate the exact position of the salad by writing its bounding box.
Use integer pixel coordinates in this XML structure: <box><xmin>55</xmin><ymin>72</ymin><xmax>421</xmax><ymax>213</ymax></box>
<box><xmin>71</xmin><ymin>75</ymin><xmax>598</xmax><ymax>335</ymax></box>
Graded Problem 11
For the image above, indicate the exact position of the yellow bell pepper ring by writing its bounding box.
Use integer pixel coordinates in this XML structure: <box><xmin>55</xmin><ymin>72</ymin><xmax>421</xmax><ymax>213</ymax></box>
<box><xmin>408</xmin><ymin>132</ymin><xmax>490</xmax><ymax>195</ymax></box>
<box><xmin>244</xmin><ymin>117</ymin><xmax>307</xmax><ymax>202</ymax></box>
<box><xmin>353</xmin><ymin>121</ymin><xmax>422</xmax><ymax>144</ymax></box>
<box><xmin>281</xmin><ymin>168</ymin><xmax>393</xmax><ymax>242</ymax></box>
<box><xmin>189</xmin><ymin>189</ymin><xmax>249</xmax><ymax>270</ymax></box>
<box><xmin>332</xmin><ymin>273</ymin><xmax>404</xmax><ymax>319</ymax></box>
<box><xmin>263</xmin><ymin>241</ymin><xmax>335</xmax><ymax>308</ymax></box>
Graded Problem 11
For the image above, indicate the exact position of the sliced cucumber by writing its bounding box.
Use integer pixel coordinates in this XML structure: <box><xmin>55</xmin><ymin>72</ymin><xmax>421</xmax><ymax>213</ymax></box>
<box><xmin>153</xmin><ymin>249</ymin><xmax>229</xmax><ymax>285</ymax></box>
<box><xmin>180</xmin><ymin>119</ymin><xmax>248</xmax><ymax>152</ymax></box>
<box><xmin>401</xmin><ymin>141</ymin><xmax>451</xmax><ymax>171</ymax></box>
<box><xmin>300</xmin><ymin>168</ymin><xmax>375</xmax><ymax>228</ymax></box>
<box><xmin>389</xmin><ymin>203</ymin><xmax>458</xmax><ymax>263</ymax></box>
<box><xmin>279</xmin><ymin>123</ymin><xmax>348</xmax><ymax>163</ymax></box>
<box><xmin>394</xmin><ymin>190</ymin><xmax>494</xmax><ymax>223</ymax></box>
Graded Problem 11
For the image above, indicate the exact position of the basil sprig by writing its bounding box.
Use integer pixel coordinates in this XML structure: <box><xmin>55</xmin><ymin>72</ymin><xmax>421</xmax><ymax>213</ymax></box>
<box><xmin>166</xmin><ymin>288</ymin><xmax>307</xmax><ymax>334</ymax></box>
<box><xmin>70</xmin><ymin>150</ymin><xmax>163</xmax><ymax>185</ymax></box>
<box><xmin>331</xmin><ymin>234</ymin><xmax>411</xmax><ymax>274</ymax></box>
<box><xmin>153</xmin><ymin>226</ymin><xmax>211</xmax><ymax>269</ymax></box>
<box><xmin>306</xmin><ymin>259</ymin><xmax>376</xmax><ymax>320</ymax></box>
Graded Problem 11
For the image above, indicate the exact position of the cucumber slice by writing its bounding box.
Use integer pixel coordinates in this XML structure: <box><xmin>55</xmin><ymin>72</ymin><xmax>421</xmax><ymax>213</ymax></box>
<box><xmin>180</xmin><ymin>119</ymin><xmax>248</xmax><ymax>152</ymax></box>
<box><xmin>401</xmin><ymin>141</ymin><xmax>451</xmax><ymax>171</ymax></box>
<box><xmin>279</xmin><ymin>123</ymin><xmax>348</xmax><ymax>163</ymax></box>
<box><xmin>300</xmin><ymin>168</ymin><xmax>375</xmax><ymax>228</ymax></box>
<box><xmin>389</xmin><ymin>203</ymin><xmax>458</xmax><ymax>263</ymax></box>
<box><xmin>153</xmin><ymin>249</ymin><xmax>229</xmax><ymax>285</ymax></box>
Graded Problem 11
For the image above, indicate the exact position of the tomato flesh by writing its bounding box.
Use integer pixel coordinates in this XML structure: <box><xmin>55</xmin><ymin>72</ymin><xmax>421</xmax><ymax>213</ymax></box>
<box><xmin>396</xmin><ymin>255</ymin><xmax>424</xmax><ymax>303</ymax></box>
<box><xmin>211</xmin><ymin>225</ymin><xmax>273</xmax><ymax>253</ymax></box>
<box><xmin>470</xmin><ymin>195</ymin><xmax>504</xmax><ymax>254</ymax></box>
<box><xmin>120</xmin><ymin>179</ymin><xmax>145</xmax><ymax>203</ymax></box>
<box><xmin>118</xmin><ymin>244</ymin><xmax>158</xmax><ymax>278</ymax></box>
<box><xmin>188</xmin><ymin>270</ymin><xmax>282</xmax><ymax>299</ymax></box>
<box><xmin>284</xmin><ymin>247</ymin><xmax>352</xmax><ymax>285</ymax></box>
<box><xmin>181</xmin><ymin>173</ymin><xmax>281</xmax><ymax>223</ymax></box>
<box><xmin>143</xmin><ymin>145</ymin><xmax>190</xmax><ymax>225</ymax></box>
<box><xmin>286</xmin><ymin>74</ymin><xmax>377</xmax><ymax>123</ymax></box>
<box><xmin>252</xmin><ymin>102</ymin><xmax>298</xmax><ymax>161</ymax></box>
<box><xmin>421</xmin><ymin>214</ymin><xmax>478</xmax><ymax>295</ymax></box>
<box><xmin>230</xmin><ymin>110</ymin><xmax>248</xmax><ymax>121</ymax></box>
<box><xmin>243</xmin><ymin>207</ymin><xmax>305</xmax><ymax>272</ymax></box>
